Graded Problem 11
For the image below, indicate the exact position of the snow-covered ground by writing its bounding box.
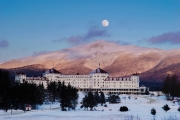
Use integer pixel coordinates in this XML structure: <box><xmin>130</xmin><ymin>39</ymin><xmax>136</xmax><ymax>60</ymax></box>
<box><xmin>0</xmin><ymin>92</ymin><xmax>180</xmax><ymax>120</ymax></box>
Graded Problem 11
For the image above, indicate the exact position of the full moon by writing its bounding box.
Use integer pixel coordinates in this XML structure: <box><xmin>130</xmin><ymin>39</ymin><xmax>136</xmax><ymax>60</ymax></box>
<box><xmin>102</xmin><ymin>20</ymin><xmax>109</xmax><ymax>27</ymax></box>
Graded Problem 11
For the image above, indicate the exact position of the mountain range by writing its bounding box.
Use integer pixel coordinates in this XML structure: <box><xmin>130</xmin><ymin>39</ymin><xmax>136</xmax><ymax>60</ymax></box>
<box><xmin>1</xmin><ymin>40</ymin><xmax>180</xmax><ymax>82</ymax></box>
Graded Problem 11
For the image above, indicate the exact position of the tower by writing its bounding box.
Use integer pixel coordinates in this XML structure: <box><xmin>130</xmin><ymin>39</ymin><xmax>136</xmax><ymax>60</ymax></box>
<box><xmin>131</xmin><ymin>73</ymin><xmax>139</xmax><ymax>87</ymax></box>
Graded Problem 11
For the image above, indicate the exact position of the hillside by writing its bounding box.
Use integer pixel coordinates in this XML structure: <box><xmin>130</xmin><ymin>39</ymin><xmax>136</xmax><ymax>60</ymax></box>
<box><xmin>1</xmin><ymin>40</ymin><xmax>180</xmax><ymax>82</ymax></box>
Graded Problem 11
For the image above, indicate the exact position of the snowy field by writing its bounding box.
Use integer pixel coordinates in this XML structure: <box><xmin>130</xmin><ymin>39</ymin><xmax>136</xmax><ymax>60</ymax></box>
<box><xmin>0</xmin><ymin>92</ymin><xmax>180</xmax><ymax>120</ymax></box>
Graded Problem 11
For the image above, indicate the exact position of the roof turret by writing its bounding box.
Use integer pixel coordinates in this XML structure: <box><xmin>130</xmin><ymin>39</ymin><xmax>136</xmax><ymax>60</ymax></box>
<box><xmin>44</xmin><ymin>68</ymin><xmax>62</xmax><ymax>74</ymax></box>
<box><xmin>90</xmin><ymin>68</ymin><xmax>108</xmax><ymax>74</ymax></box>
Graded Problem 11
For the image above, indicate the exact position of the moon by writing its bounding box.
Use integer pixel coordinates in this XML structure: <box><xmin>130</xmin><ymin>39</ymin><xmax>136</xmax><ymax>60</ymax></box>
<box><xmin>102</xmin><ymin>20</ymin><xmax>109</xmax><ymax>27</ymax></box>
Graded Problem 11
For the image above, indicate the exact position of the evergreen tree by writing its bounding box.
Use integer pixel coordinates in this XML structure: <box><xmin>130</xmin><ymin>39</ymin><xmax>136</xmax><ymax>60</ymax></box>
<box><xmin>151</xmin><ymin>108</ymin><xmax>156</xmax><ymax>115</ymax></box>
<box><xmin>66</xmin><ymin>83</ymin><xmax>72</xmax><ymax>110</ymax></box>
<box><xmin>0</xmin><ymin>89</ymin><xmax>11</xmax><ymax>112</ymax></box>
<box><xmin>151</xmin><ymin>108</ymin><xmax>156</xmax><ymax>120</ymax></box>
<box><xmin>47</xmin><ymin>81</ymin><xmax>58</xmax><ymax>103</ymax></box>
<box><xmin>170</xmin><ymin>75</ymin><xmax>178</xmax><ymax>99</ymax></box>
<box><xmin>162</xmin><ymin>75</ymin><xmax>171</xmax><ymax>96</ymax></box>
<box><xmin>177</xmin><ymin>82</ymin><xmax>180</xmax><ymax>97</ymax></box>
<box><xmin>57</xmin><ymin>81</ymin><xmax>62</xmax><ymax>99</ymax></box>
<box><xmin>82</xmin><ymin>91</ymin><xmax>97</xmax><ymax>111</ymax></box>
<box><xmin>47</xmin><ymin>81</ymin><xmax>79</xmax><ymax>111</ymax></box>
<box><xmin>8</xmin><ymin>81</ymin><xmax>45</xmax><ymax>111</ymax></box>
<box><xmin>36</xmin><ymin>84</ymin><xmax>45</xmax><ymax>106</ymax></box>
<box><xmin>119</xmin><ymin>106</ymin><xmax>128</xmax><ymax>112</ymax></box>
<box><xmin>60</xmin><ymin>82</ymin><xmax>68</xmax><ymax>111</ymax></box>
<box><xmin>177</xmin><ymin>106</ymin><xmax>180</xmax><ymax>112</ymax></box>
<box><xmin>145</xmin><ymin>88</ymin><xmax>149</xmax><ymax>95</ymax></box>
<box><xmin>99</xmin><ymin>92</ymin><xmax>106</xmax><ymax>106</ymax></box>
<box><xmin>108</xmin><ymin>91</ymin><xmax>112</xmax><ymax>97</ymax></box>
<box><xmin>87</xmin><ymin>91</ymin><xmax>97</xmax><ymax>111</ymax></box>
<box><xmin>162</xmin><ymin>104</ymin><xmax>170</xmax><ymax>112</ymax></box>
<box><xmin>0</xmin><ymin>70</ymin><xmax>11</xmax><ymax>112</ymax></box>
<box><xmin>0</xmin><ymin>71</ymin><xmax>78</xmax><ymax>112</ymax></box>
<box><xmin>21</xmin><ymin>82</ymin><xmax>31</xmax><ymax>110</ymax></box>
<box><xmin>60</xmin><ymin>83</ymin><xmax>79</xmax><ymax>111</ymax></box>
<box><xmin>82</xmin><ymin>95</ymin><xmax>88</xmax><ymax>110</ymax></box>
<box><xmin>70</xmin><ymin>87</ymin><xmax>78</xmax><ymax>110</ymax></box>
<box><xmin>109</xmin><ymin>95</ymin><xmax>120</xmax><ymax>103</ymax></box>
<box><xmin>9</xmin><ymin>82</ymin><xmax>20</xmax><ymax>110</ymax></box>
<box><xmin>94</xmin><ymin>91</ymin><xmax>100</xmax><ymax>105</ymax></box>
<box><xmin>162</xmin><ymin>75</ymin><xmax>179</xmax><ymax>99</ymax></box>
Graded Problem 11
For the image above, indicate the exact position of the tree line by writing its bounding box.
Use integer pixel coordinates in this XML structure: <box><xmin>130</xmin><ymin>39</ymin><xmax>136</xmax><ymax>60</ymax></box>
<box><xmin>47</xmin><ymin>81</ymin><xmax>79</xmax><ymax>111</ymax></box>
<box><xmin>162</xmin><ymin>74</ymin><xmax>180</xmax><ymax>99</ymax></box>
<box><xmin>0</xmin><ymin>70</ymin><xmax>79</xmax><ymax>112</ymax></box>
<box><xmin>81</xmin><ymin>91</ymin><xmax>106</xmax><ymax>111</ymax></box>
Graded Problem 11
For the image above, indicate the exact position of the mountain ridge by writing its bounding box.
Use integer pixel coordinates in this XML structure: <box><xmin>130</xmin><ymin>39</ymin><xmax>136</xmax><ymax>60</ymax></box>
<box><xmin>1</xmin><ymin>40</ymin><xmax>180</xmax><ymax>82</ymax></box>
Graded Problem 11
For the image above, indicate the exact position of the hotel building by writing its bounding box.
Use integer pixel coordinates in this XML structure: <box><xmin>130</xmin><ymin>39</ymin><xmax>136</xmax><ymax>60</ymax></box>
<box><xmin>15</xmin><ymin>68</ymin><xmax>147</xmax><ymax>94</ymax></box>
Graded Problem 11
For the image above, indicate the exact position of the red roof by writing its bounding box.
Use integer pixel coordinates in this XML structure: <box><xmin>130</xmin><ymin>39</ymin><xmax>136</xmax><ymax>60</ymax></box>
<box><xmin>132</xmin><ymin>73</ymin><xmax>139</xmax><ymax>76</ymax></box>
<box><xmin>45</xmin><ymin>68</ymin><xmax>63</xmax><ymax>74</ymax></box>
<box><xmin>90</xmin><ymin>68</ymin><xmax>108</xmax><ymax>74</ymax></box>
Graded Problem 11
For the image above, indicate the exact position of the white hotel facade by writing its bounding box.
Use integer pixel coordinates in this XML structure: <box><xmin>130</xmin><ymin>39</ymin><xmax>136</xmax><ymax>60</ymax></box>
<box><xmin>15</xmin><ymin>68</ymin><xmax>147</xmax><ymax>94</ymax></box>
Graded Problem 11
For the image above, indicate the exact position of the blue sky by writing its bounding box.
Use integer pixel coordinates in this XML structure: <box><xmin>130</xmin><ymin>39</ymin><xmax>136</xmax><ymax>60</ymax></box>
<box><xmin>0</xmin><ymin>0</ymin><xmax>180</xmax><ymax>62</ymax></box>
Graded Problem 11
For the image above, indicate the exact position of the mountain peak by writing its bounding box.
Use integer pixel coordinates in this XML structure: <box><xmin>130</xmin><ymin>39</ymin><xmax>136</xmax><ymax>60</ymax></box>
<box><xmin>77</xmin><ymin>40</ymin><xmax>118</xmax><ymax>49</ymax></box>
<box><xmin>73</xmin><ymin>40</ymin><xmax>122</xmax><ymax>54</ymax></box>
<box><xmin>1</xmin><ymin>40</ymin><xmax>180</xmax><ymax>82</ymax></box>
<box><xmin>88</xmin><ymin>40</ymin><xmax>114</xmax><ymax>45</ymax></box>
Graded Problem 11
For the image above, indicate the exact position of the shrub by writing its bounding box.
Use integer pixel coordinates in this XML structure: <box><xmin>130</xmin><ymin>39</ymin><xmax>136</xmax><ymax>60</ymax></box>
<box><xmin>80</xmin><ymin>105</ymin><xmax>83</xmax><ymax>108</ymax></box>
<box><xmin>151</xmin><ymin>108</ymin><xmax>156</xmax><ymax>115</ymax></box>
<box><xmin>109</xmin><ymin>95</ymin><xmax>121</xmax><ymax>103</ymax></box>
<box><xmin>178</xmin><ymin>106</ymin><xmax>180</xmax><ymax>112</ymax></box>
<box><xmin>162</xmin><ymin>104</ymin><xmax>170</xmax><ymax>112</ymax></box>
<box><xmin>119</xmin><ymin>106</ymin><xmax>128</xmax><ymax>112</ymax></box>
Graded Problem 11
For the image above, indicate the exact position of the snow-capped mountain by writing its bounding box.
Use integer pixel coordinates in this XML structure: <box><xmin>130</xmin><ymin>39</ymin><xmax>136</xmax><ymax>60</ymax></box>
<box><xmin>1</xmin><ymin>40</ymin><xmax>180</xmax><ymax>81</ymax></box>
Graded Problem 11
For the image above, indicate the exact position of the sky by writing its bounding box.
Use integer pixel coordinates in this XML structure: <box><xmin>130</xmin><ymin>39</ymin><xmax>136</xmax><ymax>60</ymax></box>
<box><xmin>0</xmin><ymin>0</ymin><xmax>180</xmax><ymax>62</ymax></box>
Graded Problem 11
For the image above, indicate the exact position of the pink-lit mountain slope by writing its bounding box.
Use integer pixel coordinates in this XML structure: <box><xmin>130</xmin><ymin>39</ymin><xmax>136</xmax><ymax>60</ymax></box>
<box><xmin>1</xmin><ymin>40</ymin><xmax>180</xmax><ymax>82</ymax></box>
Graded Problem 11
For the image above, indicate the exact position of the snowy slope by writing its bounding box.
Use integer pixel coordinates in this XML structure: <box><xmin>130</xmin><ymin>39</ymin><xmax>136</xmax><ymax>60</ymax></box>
<box><xmin>0</xmin><ymin>92</ymin><xmax>180</xmax><ymax>120</ymax></box>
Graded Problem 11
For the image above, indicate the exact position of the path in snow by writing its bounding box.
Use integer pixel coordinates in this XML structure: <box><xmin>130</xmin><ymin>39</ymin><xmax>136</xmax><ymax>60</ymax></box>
<box><xmin>0</xmin><ymin>110</ymin><xmax>24</xmax><ymax>116</ymax></box>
